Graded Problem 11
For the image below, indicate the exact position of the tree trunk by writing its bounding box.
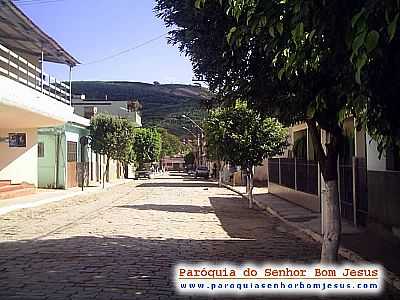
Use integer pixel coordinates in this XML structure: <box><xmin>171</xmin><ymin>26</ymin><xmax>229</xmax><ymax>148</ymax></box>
<box><xmin>218</xmin><ymin>161</ymin><xmax>224</xmax><ymax>187</ymax></box>
<box><xmin>321</xmin><ymin>179</ymin><xmax>341</xmax><ymax>262</ymax></box>
<box><xmin>248</xmin><ymin>167</ymin><xmax>254</xmax><ymax>209</ymax></box>
<box><xmin>123</xmin><ymin>163</ymin><xmax>129</xmax><ymax>179</ymax></box>
<box><xmin>307</xmin><ymin>120</ymin><xmax>342</xmax><ymax>263</ymax></box>
<box><xmin>103</xmin><ymin>157</ymin><xmax>110</xmax><ymax>189</ymax></box>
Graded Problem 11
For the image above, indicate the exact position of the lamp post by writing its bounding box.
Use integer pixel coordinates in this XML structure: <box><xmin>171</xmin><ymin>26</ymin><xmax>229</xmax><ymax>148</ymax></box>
<box><xmin>182</xmin><ymin>126</ymin><xmax>200</xmax><ymax>167</ymax></box>
<box><xmin>182</xmin><ymin>114</ymin><xmax>204</xmax><ymax>132</ymax></box>
<box><xmin>182</xmin><ymin>114</ymin><xmax>205</xmax><ymax>166</ymax></box>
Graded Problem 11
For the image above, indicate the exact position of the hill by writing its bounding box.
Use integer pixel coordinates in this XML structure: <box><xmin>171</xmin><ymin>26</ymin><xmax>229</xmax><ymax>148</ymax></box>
<box><xmin>71</xmin><ymin>81</ymin><xmax>210</xmax><ymax>136</ymax></box>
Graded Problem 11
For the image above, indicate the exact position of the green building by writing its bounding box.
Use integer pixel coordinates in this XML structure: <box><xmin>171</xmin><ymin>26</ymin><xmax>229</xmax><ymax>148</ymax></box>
<box><xmin>38</xmin><ymin>114</ymin><xmax>90</xmax><ymax>189</ymax></box>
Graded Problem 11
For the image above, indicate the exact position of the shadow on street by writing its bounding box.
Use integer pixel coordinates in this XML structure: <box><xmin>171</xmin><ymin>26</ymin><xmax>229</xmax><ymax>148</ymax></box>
<box><xmin>117</xmin><ymin>204</ymin><xmax>214</xmax><ymax>214</ymax></box>
<box><xmin>137</xmin><ymin>182</ymin><xmax>216</xmax><ymax>188</ymax></box>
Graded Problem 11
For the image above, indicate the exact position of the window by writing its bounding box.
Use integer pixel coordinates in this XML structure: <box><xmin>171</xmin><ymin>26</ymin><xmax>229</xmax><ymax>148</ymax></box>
<box><xmin>67</xmin><ymin>141</ymin><xmax>77</xmax><ymax>162</ymax></box>
<box><xmin>38</xmin><ymin>142</ymin><xmax>44</xmax><ymax>157</ymax></box>
<box><xmin>8</xmin><ymin>133</ymin><xmax>26</xmax><ymax>147</ymax></box>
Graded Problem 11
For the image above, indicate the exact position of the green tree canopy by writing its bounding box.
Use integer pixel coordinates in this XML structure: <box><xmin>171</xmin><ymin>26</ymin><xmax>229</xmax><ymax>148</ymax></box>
<box><xmin>155</xmin><ymin>0</ymin><xmax>400</xmax><ymax>263</ymax></box>
<box><xmin>184</xmin><ymin>151</ymin><xmax>195</xmax><ymax>166</ymax></box>
<box><xmin>89</xmin><ymin>113</ymin><xmax>135</xmax><ymax>185</ymax></box>
<box><xmin>205</xmin><ymin>101</ymin><xmax>287</xmax><ymax>170</ymax></box>
<box><xmin>133</xmin><ymin>128</ymin><xmax>162</xmax><ymax>168</ymax></box>
<box><xmin>158</xmin><ymin>128</ymin><xmax>187</xmax><ymax>157</ymax></box>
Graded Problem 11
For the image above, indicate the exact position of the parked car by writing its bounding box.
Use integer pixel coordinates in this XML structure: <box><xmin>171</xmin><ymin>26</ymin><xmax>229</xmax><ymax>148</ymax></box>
<box><xmin>195</xmin><ymin>166</ymin><xmax>210</xmax><ymax>179</ymax></box>
<box><xmin>134</xmin><ymin>169</ymin><xmax>151</xmax><ymax>180</ymax></box>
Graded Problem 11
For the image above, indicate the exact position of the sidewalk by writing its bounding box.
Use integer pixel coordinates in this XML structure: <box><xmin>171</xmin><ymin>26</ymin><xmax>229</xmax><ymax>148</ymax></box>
<box><xmin>221</xmin><ymin>182</ymin><xmax>400</xmax><ymax>290</ymax></box>
<box><xmin>0</xmin><ymin>179</ymin><xmax>131</xmax><ymax>216</ymax></box>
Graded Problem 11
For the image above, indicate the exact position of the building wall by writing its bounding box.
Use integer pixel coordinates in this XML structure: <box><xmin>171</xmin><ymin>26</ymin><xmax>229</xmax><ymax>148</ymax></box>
<box><xmin>0</xmin><ymin>128</ymin><xmax>38</xmax><ymax>185</ymax></box>
<box><xmin>366</xmin><ymin>134</ymin><xmax>400</xmax><ymax>237</ymax></box>
<box><xmin>254</xmin><ymin>159</ymin><xmax>268</xmax><ymax>183</ymax></box>
<box><xmin>0</xmin><ymin>74</ymin><xmax>73</xmax><ymax>128</ymax></box>
<box><xmin>72</xmin><ymin>98</ymin><xmax>142</xmax><ymax>127</ymax></box>
<box><xmin>368</xmin><ymin>170</ymin><xmax>400</xmax><ymax>230</ymax></box>
<box><xmin>38</xmin><ymin>132</ymin><xmax>57</xmax><ymax>188</ymax></box>
<box><xmin>366</xmin><ymin>135</ymin><xmax>387</xmax><ymax>171</ymax></box>
<box><xmin>38</xmin><ymin>124</ymin><xmax>90</xmax><ymax>189</ymax></box>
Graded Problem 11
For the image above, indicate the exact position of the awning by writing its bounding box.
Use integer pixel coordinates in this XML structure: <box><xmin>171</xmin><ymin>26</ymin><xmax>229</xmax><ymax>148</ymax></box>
<box><xmin>0</xmin><ymin>0</ymin><xmax>79</xmax><ymax>66</ymax></box>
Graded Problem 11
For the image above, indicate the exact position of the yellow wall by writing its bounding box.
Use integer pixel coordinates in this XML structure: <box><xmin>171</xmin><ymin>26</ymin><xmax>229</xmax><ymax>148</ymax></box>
<box><xmin>0</xmin><ymin>128</ymin><xmax>38</xmax><ymax>186</ymax></box>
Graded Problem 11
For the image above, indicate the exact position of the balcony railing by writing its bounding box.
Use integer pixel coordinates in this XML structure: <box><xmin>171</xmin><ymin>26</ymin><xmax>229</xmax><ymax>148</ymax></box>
<box><xmin>0</xmin><ymin>42</ymin><xmax>71</xmax><ymax>105</ymax></box>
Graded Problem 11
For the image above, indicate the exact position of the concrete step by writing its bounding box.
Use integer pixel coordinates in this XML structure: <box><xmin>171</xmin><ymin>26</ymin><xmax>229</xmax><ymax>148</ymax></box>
<box><xmin>0</xmin><ymin>185</ymin><xmax>26</xmax><ymax>193</ymax></box>
<box><xmin>0</xmin><ymin>187</ymin><xmax>36</xmax><ymax>200</ymax></box>
<box><xmin>0</xmin><ymin>183</ymin><xmax>36</xmax><ymax>200</ymax></box>
<box><xmin>0</xmin><ymin>180</ymin><xmax>12</xmax><ymax>187</ymax></box>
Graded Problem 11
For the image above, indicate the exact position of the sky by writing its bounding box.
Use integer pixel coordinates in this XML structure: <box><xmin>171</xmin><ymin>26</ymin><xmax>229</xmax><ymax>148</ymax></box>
<box><xmin>15</xmin><ymin>0</ymin><xmax>194</xmax><ymax>84</ymax></box>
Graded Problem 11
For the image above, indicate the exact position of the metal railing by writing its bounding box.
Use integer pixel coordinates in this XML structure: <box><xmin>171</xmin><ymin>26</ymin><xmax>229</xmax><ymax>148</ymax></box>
<box><xmin>0</xmin><ymin>42</ymin><xmax>71</xmax><ymax>105</ymax></box>
<box><xmin>269</xmin><ymin>156</ymin><xmax>368</xmax><ymax>226</ymax></box>
<box><xmin>268</xmin><ymin>158</ymin><xmax>319</xmax><ymax>195</ymax></box>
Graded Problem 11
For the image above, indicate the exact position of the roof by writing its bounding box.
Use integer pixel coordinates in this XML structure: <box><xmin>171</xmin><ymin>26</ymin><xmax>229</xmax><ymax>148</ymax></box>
<box><xmin>69</xmin><ymin>113</ymin><xmax>90</xmax><ymax>127</ymax></box>
<box><xmin>0</xmin><ymin>0</ymin><xmax>79</xmax><ymax>66</ymax></box>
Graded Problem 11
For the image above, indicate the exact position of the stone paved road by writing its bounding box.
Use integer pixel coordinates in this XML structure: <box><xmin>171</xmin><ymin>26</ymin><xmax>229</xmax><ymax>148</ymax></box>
<box><xmin>0</xmin><ymin>174</ymin><xmax>397</xmax><ymax>299</ymax></box>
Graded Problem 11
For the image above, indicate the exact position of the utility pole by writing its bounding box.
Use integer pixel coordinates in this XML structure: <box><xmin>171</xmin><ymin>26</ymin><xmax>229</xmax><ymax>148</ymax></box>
<box><xmin>182</xmin><ymin>114</ymin><xmax>205</xmax><ymax>166</ymax></box>
<box><xmin>182</xmin><ymin>126</ymin><xmax>200</xmax><ymax>167</ymax></box>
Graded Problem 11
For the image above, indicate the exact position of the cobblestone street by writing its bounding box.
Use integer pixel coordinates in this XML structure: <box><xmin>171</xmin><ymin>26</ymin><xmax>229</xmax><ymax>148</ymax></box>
<box><xmin>0</xmin><ymin>174</ymin><xmax>396</xmax><ymax>299</ymax></box>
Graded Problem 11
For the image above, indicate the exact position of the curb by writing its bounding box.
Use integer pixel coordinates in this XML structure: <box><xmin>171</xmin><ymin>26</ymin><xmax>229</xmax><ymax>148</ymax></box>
<box><xmin>0</xmin><ymin>179</ymin><xmax>132</xmax><ymax>216</ymax></box>
<box><xmin>221</xmin><ymin>183</ymin><xmax>400</xmax><ymax>291</ymax></box>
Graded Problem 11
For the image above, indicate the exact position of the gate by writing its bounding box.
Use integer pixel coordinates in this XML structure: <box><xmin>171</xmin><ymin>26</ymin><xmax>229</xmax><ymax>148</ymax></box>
<box><xmin>339</xmin><ymin>157</ymin><xmax>368</xmax><ymax>226</ymax></box>
<box><xmin>67</xmin><ymin>141</ymin><xmax>78</xmax><ymax>188</ymax></box>
<box><xmin>354</xmin><ymin>158</ymin><xmax>368</xmax><ymax>226</ymax></box>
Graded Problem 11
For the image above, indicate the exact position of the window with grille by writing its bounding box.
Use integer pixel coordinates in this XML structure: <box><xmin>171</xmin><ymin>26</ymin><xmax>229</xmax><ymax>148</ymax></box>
<box><xmin>67</xmin><ymin>141</ymin><xmax>77</xmax><ymax>162</ymax></box>
<box><xmin>38</xmin><ymin>142</ymin><xmax>44</xmax><ymax>157</ymax></box>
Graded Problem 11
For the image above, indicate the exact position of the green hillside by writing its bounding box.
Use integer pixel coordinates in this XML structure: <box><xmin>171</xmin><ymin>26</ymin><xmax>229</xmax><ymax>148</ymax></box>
<box><xmin>71</xmin><ymin>81</ymin><xmax>210</xmax><ymax>135</ymax></box>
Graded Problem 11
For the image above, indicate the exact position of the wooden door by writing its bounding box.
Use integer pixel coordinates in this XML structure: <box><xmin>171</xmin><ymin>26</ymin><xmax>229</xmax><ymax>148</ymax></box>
<box><xmin>67</xmin><ymin>141</ymin><xmax>78</xmax><ymax>188</ymax></box>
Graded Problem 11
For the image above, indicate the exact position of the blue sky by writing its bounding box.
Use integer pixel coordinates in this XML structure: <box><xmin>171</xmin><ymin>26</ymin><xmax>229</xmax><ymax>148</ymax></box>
<box><xmin>16</xmin><ymin>0</ymin><xmax>194</xmax><ymax>84</ymax></box>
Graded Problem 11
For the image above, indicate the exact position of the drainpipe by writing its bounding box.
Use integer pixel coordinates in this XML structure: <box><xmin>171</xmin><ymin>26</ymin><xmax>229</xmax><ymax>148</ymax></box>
<box><xmin>69</xmin><ymin>66</ymin><xmax>72</xmax><ymax>105</ymax></box>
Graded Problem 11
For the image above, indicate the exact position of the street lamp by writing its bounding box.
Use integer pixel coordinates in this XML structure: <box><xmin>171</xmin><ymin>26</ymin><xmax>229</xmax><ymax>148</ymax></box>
<box><xmin>181</xmin><ymin>114</ymin><xmax>204</xmax><ymax>132</ymax></box>
<box><xmin>182</xmin><ymin>126</ymin><xmax>201</xmax><ymax>167</ymax></box>
<box><xmin>181</xmin><ymin>115</ymin><xmax>205</xmax><ymax>166</ymax></box>
<box><xmin>182</xmin><ymin>126</ymin><xmax>197</xmax><ymax>138</ymax></box>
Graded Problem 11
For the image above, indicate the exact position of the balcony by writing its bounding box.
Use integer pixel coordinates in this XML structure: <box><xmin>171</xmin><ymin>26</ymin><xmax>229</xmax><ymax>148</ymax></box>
<box><xmin>0</xmin><ymin>42</ymin><xmax>71</xmax><ymax>105</ymax></box>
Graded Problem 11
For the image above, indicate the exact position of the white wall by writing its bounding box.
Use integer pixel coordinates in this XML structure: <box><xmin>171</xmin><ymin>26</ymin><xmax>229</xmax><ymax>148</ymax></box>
<box><xmin>0</xmin><ymin>74</ymin><xmax>73</xmax><ymax>128</ymax></box>
<box><xmin>72</xmin><ymin>98</ymin><xmax>142</xmax><ymax>127</ymax></box>
<box><xmin>0</xmin><ymin>128</ymin><xmax>38</xmax><ymax>185</ymax></box>
<box><xmin>254</xmin><ymin>159</ymin><xmax>268</xmax><ymax>182</ymax></box>
<box><xmin>366</xmin><ymin>134</ymin><xmax>387</xmax><ymax>171</ymax></box>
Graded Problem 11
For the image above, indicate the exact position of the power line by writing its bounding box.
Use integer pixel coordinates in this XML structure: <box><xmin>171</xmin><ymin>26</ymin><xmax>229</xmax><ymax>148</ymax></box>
<box><xmin>78</xmin><ymin>33</ymin><xmax>168</xmax><ymax>67</ymax></box>
<box><xmin>7</xmin><ymin>1</ymin><xmax>170</xmax><ymax>67</ymax></box>
<box><xmin>11</xmin><ymin>0</ymin><xmax>66</xmax><ymax>6</ymax></box>
<box><xmin>0</xmin><ymin>0</ymin><xmax>62</xmax><ymax>7</ymax></box>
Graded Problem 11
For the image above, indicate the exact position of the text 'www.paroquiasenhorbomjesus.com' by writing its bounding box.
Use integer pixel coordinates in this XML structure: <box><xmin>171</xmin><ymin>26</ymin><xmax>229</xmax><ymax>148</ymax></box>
<box><xmin>175</xmin><ymin>263</ymin><xmax>383</xmax><ymax>296</ymax></box>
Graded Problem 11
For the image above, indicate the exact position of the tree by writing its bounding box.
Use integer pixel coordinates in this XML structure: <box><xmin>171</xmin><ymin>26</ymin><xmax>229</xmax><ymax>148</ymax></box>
<box><xmin>155</xmin><ymin>0</ymin><xmax>400</xmax><ymax>262</ymax></box>
<box><xmin>133</xmin><ymin>128</ymin><xmax>162</xmax><ymax>169</ymax></box>
<box><xmin>205</xmin><ymin>101</ymin><xmax>287</xmax><ymax>207</ymax></box>
<box><xmin>127</xmin><ymin>100</ymin><xmax>142</xmax><ymax>112</ymax></box>
<box><xmin>348</xmin><ymin>2</ymin><xmax>400</xmax><ymax>154</ymax></box>
<box><xmin>158</xmin><ymin>128</ymin><xmax>187</xmax><ymax>157</ymax></box>
<box><xmin>184</xmin><ymin>152</ymin><xmax>195</xmax><ymax>167</ymax></box>
<box><xmin>89</xmin><ymin>114</ymin><xmax>134</xmax><ymax>188</ymax></box>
